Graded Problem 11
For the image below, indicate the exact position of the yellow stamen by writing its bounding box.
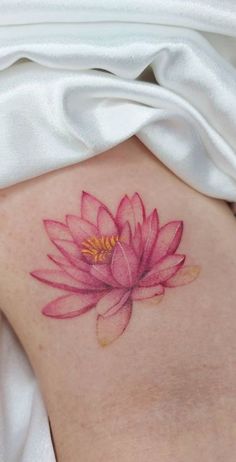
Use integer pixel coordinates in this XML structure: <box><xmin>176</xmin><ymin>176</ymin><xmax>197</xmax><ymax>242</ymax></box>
<box><xmin>81</xmin><ymin>235</ymin><xmax>119</xmax><ymax>264</ymax></box>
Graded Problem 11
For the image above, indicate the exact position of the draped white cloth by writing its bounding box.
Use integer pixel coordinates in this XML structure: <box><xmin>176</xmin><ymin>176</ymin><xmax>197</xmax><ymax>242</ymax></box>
<box><xmin>1</xmin><ymin>1</ymin><xmax>236</xmax><ymax>461</ymax></box>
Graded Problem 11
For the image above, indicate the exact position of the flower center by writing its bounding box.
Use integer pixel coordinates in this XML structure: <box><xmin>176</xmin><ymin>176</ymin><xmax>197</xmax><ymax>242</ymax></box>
<box><xmin>81</xmin><ymin>235</ymin><xmax>119</xmax><ymax>264</ymax></box>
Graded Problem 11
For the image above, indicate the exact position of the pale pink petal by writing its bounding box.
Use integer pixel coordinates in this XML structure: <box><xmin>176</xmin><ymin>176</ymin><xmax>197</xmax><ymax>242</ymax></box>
<box><xmin>132</xmin><ymin>223</ymin><xmax>142</xmax><ymax>255</ymax></box>
<box><xmin>53</xmin><ymin>239</ymin><xmax>87</xmax><ymax>270</ymax></box>
<box><xmin>132</xmin><ymin>284</ymin><xmax>164</xmax><ymax>300</ymax></box>
<box><xmin>150</xmin><ymin>221</ymin><xmax>183</xmax><ymax>265</ymax></box>
<box><xmin>119</xmin><ymin>222</ymin><xmax>132</xmax><ymax>244</ymax></box>
<box><xmin>131</xmin><ymin>192</ymin><xmax>145</xmax><ymax>225</ymax></box>
<box><xmin>48</xmin><ymin>253</ymin><xmax>90</xmax><ymax>273</ymax></box>
<box><xmin>96</xmin><ymin>288</ymin><xmax>130</xmax><ymax>316</ymax></box>
<box><xmin>59</xmin><ymin>265</ymin><xmax>106</xmax><ymax>289</ymax></box>
<box><xmin>66</xmin><ymin>215</ymin><xmax>98</xmax><ymax>245</ymax></box>
<box><xmin>97</xmin><ymin>207</ymin><xmax>118</xmax><ymax>236</ymax></box>
<box><xmin>164</xmin><ymin>265</ymin><xmax>200</xmax><ymax>287</ymax></box>
<box><xmin>30</xmin><ymin>269</ymin><xmax>95</xmax><ymax>292</ymax></box>
<box><xmin>96</xmin><ymin>299</ymin><xmax>132</xmax><ymax>346</ymax></box>
<box><xmin>139</xmin><ymin>254</ymin><xmax>185</xmax><ymax>287</ymax></box>
<box><xmin>42</xmin><ymin>292</ymin><xmax>102</xmax><ymax>319</ymax></box>
<box><xmin>111</xmin><ymin>242</ymin><xmax>138</xmax><ymax>287</ymax></box>
<box><xmin>90</xmin><ymin>264</ymin><xmax>120</xmax><ymax>287</ymax></box>
<box><xmin>139</xmin><ymin>209</ymin><xmax>159</xmax><ymax>272</ymax></box>
<box><xmin>81</xmin><ymin>191</ymin><xmax>108</xmax><ymax>225</ymax></box>
<box><xmin>116</xmin><ymin>195</ymin><xmax>135</xmax><ymax>235</ymax></box>
<box><xmin>44</xmin><ymin>220</ymin><xmax>72</xmax><ymax>241</ymax></box>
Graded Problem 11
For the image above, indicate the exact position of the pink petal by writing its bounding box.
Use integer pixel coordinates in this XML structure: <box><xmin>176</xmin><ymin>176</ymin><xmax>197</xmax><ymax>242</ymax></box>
<box><xmin>90</xmin><ymin>264</ymin><xmax>120</xmax><ymax>287</ymax></box>
<box><xmin>96</xmin><ymin>288</ymin><xmax>130</xmax><ymax>316</ymax></box>
<box><xmin>81</xmin><ymin>191</ymin><xmax>108</xmax><ymax>225</ymax></box>
<box><xmin>48</xmin><ymin>253</ymin><xmax>90</xmax><ymax>272</ymax></box>
<box><xmin>111</xmin><ymin>242</ymin><xmax>138</xmax><ymax>287</ymax></box>
<box><xmin>66</xmin><ymin>215</ymin><xmax>98</xmax><ymax>245</ymax></box>
<box><xmin>96</xmin><ymin>299</ymin><xmax>132</xmax><ymax>346</ymax></box>
<box><xmin>59</xmin><ymin>264</ymin><xmax>106</xmax><ymax>289</ymax></box>
<box><xmin>139</xmin><ymin>209</ymin><xmax>159</xmax><ymax>271</ymax></box>
<box><xmin>139</xmin><ymin>254</ymin><xmax>185</xmax><ymax>287</ymax></box>
<box><xmin>30</xmin><ymin>269</ymin><xmax>95</xmax><ymax>292</ymax></box>
<box><xmin>164</xmin><ymin>265</ymin><xmax>200</xmax><ymax>287</ymax></box>
<box><xmin>53</xmin><ymin>239</ymin><xmax>87</xmax><ymax>269</ymax></box>
<box><xmin>44</xmin><ymin>219</ymin><xmax>72</xmax><ymax>241</ymax></box>
<box><xmin>132</xmin><ymin>284</ymin><xmax>164</xmax><ymax>300</ymax></box>
<box><xmin>132</xmin><ymin>223</ymin><xmax>142</xmax><ymax>255</ymax></box>
<box><xmin>42</xmin><ymin>292</ymin><xmax>102</xmax><ymax>319</ymax></box>
<box><xmin>119</xmin><ymin>221</ymin><xmax>132</xmax><ymax>244</ymax></box>
<box><xmin>150</xmin><ymin>221</ymin><xmax>183</xmax><ymax>265</ymax></box>
<box><xmin>116</xmin><ymin>195</ymin><xmax>135</xmax><ymax>235</ymax></box>
<box><xmin>131</xmin><ymin>192</ymin><xmax>145</xmax><ymax>225</ymax></box>
<box><xmin>97</xmin><ymin>207</ymin><xmax>118</xmax><ymax>236</ymax></box>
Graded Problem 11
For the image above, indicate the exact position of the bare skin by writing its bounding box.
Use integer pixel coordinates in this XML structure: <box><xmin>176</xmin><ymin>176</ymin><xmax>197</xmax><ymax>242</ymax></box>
<box><xmin>0</xmin><ymin>136</ymin><xmax>236</xmax><ymax>462</ymax></box>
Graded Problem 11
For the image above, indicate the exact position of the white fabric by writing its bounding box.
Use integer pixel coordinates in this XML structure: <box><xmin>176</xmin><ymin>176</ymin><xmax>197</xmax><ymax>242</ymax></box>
<box><xmin>1</xmin><ymin>1</ymin><xmax>236</xmax><ymax>461</ymax></box>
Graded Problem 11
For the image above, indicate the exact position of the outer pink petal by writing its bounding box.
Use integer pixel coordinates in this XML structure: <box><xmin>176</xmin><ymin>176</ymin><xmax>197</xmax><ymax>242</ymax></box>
<box><xmin>42</xmin><ymin>292</ymin><xmax>102</xmax><ymax>319</ymax></box>
<box><xmin>53</xmin><ymin>239</ymin><xmax>86</xmax><ymax>269</ymax></box>
<box><xmin>48</xmin><ymin>253</ymin><xmax>90</xmax><ymax>273</ymax></box>
<box><xmin>58</xmin><ymin>264</ymin><xmax>106</xmax><ymax>289</ymax></box>
<box><xmin>164</xmin><ymin>265</ymin><xmax>200</xmax><ymax>287</ymax></box>
<box><xmin>97</xmin><ymin>206</ymin><xmax>118</xmax><ymax>236</ymax></box>
<box><xmin>119</xmin><ymin>221</ymin><xmax>132</xmax><ymax>245</ymax></box>
<box><xmin>66</xmin><ymin>215</ymin><xmax>98</xmax><ymax>245</ymax></box>
<box><xmin>150</xmin><ymin>221</ymin><xmax>183</xmax><ymax>265</ymax></box>
<box><xmin>44</xmin><ymin>220</ymin><xmax>72</xmax><ymax>241</ymax></box>
<box><xmin>116</xmin><ymin>195</ymin><xmax>135</xmax><ymax>235</ymax></box>
<box><xmin>111</xmin><ymin>242</ymin><xmax>138</xmax><ymax>287</ymax></box>
<box><xmin>139</xmin><ymin>254</ymin><xmax>185</xmax><ymax>287</ymax></box>
<box><xmin>30</xmin><ymin>269</ymin><xmax>96</xmax><ymax>292</ymax></box>
<box><xmin>96</xmin><ymin>288</ymin><xmax>130</xmax><ymax>316</ymax></box>
<box><xmin>96</xmin><ymin>299</ymin><xmax>132</xmax><ymax>346</ymax></box>
<box><xmin>139</xmin><ymin>209</ymin><xmax>159</xmax><ymax>271</ymax></box>
<box><xmin>81</xmin><ymin>191</ymin><xmax>108</xmax><ymax>225</ymax></box>
<box><xmin>132</xmin><ymin>223</ymin><xmax>142</xmax><ymax>255</ymax></box>
<box><xmin>90</xmin><ymin>264</ymin><xmax>121</xmax><ymax>287</ymax></box>
<box><xmin>132</xmin><ymin>284</ymin><xmax>164</xmax><ymax>300</ymax></box>
<box><xmin>131</xmin><ymin>192</ymin><xmax>145</xmax><ymax>225</ymax></box>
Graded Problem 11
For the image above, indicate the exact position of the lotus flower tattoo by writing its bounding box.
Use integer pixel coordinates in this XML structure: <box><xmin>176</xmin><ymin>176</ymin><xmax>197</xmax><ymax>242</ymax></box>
<box><xmin>31</xmin><ymin>192</ymin><xmax>200</xmax><ymax>346</ymax></box>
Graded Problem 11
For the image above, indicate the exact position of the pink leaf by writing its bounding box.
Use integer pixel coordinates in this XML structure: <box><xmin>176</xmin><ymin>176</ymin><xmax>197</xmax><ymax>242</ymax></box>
<box><xmin>96</xmin><ymin>288</ymin><xmax>130</xmax><ymax>317</ymax></box>
<box><xmin>164</xmin><ymin>265</ymin><xmax>200</xmax><ymax>287</ymax></box>
<box><xmin>96</xmin><ymin>299</ymin><xmax>132</xmax><ymax>346</ymax></box>
<box><xmin>81</xmin><ymin>191</ymin><xmax>108</xmax><ymax>225</ymax></box>
<box><xmin>44</xmin><ymin>220</ymin><xmax>72</xmax><ymax>241</ymax></box>
<box><xmin>132</xmin><ymin>284</ymin><xmax>164</xmax><ymax>300</ymax></box>
<box><xmin>66</xmin><ymin>215</ymin><xmax>98</xmax><ymax>245</ymax></box>
<box><xmin>139</xmin><ymin>209</ymin><xmax>159</xmax><ymax>271</ymax></box>
<box><xmin>111</xmin><ymin>242</ymin><xmax>138</xmax><ymax>287</ymax></box>
<box><xmin>90</xmin><ymin>264</ymin><xmax>121</xmax><ymax>287</ymax></box>
<box><xmin>119</xmin><ymin>221</ymin><xmax>132</xmax><ymax>245</ymax></box>
<box><xmin>150</xmin><ymin>221</ymin><xmax>183</xmax><ymax>265</ymax></box>
<box><xmin>116</xmin><ymin>195</ymin><xmax>135</xmax><ymax>235</ymax></box>
<box><xmin>42</xmin><ymin>292</ymin><xmax>102</xmax><ymax>319</ymax></box>
<box><xmin>30</xmin><ymin>269</ymin><xmax>95</xmax><ymax>292</ymax></box>
<box><xmin>97</xmin><ymin>207</ymin><xmax>118</xmax><ymax>236</ymax></box>
<box><xmin>139</xmin><ymin>254</ymin><xmax>185</xmax><ymax>287</ymax></box>
<box><xmin>131</xmin><ymin>192</ymin><xmax>145</xmax><ymax>225</ymax></box>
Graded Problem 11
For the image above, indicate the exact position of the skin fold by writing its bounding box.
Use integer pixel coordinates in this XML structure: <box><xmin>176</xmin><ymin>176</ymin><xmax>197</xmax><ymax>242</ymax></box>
<box><xmin>0</xmin><ymin>136</ymin><xmax>236</xmax><ymax>462</ymax></box>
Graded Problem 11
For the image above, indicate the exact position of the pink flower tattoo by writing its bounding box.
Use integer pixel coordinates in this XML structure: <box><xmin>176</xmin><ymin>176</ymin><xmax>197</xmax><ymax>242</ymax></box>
<box><xmin>31</xmin><ymin>192</ymin><xmax>200</xmax><ymax>346</ymax></box>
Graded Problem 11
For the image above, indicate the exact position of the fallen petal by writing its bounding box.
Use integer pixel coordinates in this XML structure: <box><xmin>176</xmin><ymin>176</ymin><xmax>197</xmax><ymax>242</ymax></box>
<box><xmin>132</xmin><ymin>284</ymin><xmax>164</xmax><ymax>300</ymax></box>
<box><xmin>140</xmin><ymin>254</ymin><xmax>185</xmax><ymax>287</ymax></box>
<box><xmin>96</xmin><ymin>288</ymin><xmax>130</xmax><ymax>316</ymax></box>
<box><xmin>42</xmin><ymin>292</ymin><xmax>101</xmax><ymax>319</ymax></box>
<box><xmin>111</xmin><ymin>242</ymin><xmax>138</xmax><ymax>287</ymax></box>
<box><xmin>164</xmin><ymin>265</ymin><xmax>201</xmax><ymax>287</ymax></box>
<box><xmin>81</xmin><ymin>191</ymin><xmax>108</xmax><ymax>225</ymax></box>
<box><xmin>150</xmin><ymin>221</ymin><xmax>183</xmax><ymax>265</ymax></box>
<box><xmin>97</xmin><ymin>299</ymin><xmax>132</xmax><ymax>346</ymax></box>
